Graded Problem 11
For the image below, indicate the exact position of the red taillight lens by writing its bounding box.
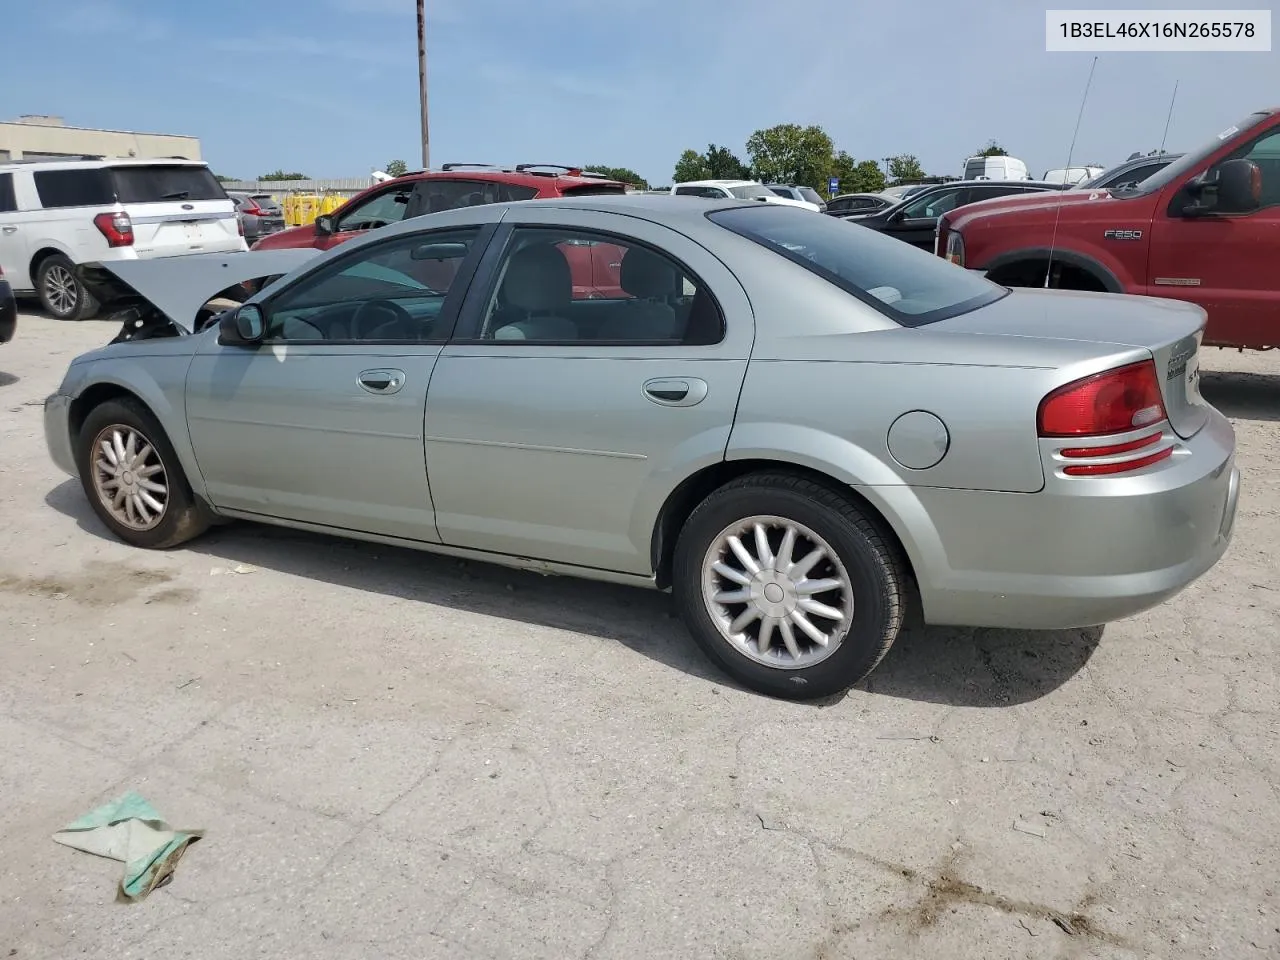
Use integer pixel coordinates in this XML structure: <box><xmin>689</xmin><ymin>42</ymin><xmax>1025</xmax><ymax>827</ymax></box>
<box><xmin>1037</xmin><ymin>360</ymin><xmax>1167</xmax><ymax>437</ymax></box>
<box><xmin>1062</xmin><ymin>446</ymin><xmax>1173</xmax><ymax>476</ymax></box>
<box><xmin>93</xmin><ymin>211</ymin><xmax>134</xmax><ymax>248</ymax></box>
<box><xmin>244</xmin><ymin>202</ymin><xmax>265</xmax><ymax>216</ymax></box>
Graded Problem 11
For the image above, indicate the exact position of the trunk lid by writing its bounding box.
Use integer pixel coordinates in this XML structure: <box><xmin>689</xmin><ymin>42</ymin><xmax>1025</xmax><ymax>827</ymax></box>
<box><xmin>933</xmin><ymin>287</ymin><xmax>1210</xmax><ymax>439</ymax></box>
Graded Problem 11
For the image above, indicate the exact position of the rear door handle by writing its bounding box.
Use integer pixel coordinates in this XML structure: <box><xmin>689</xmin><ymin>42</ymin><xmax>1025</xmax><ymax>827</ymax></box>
<box><xmin>643</xmin><ymin>377</ymin><xmax>708</xmax><ymax>407</ymax></box>
<box><xmin>357</xmin><ymin>368</ymin><xmax>405</xmax><ymax>394</ymax></box>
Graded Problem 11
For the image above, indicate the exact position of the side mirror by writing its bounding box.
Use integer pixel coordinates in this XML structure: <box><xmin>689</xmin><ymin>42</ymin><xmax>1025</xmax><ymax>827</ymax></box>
<box><xmin>1216</xmin><ymin>158</ymin><xmax>1262</xmax><ymax>213</ymax></box>
<box><xmin>219</xmin><ymin>303</ymin><xmax>265</xmax><ymax>346</ymax></box>
<box><xmin>315</xmin><ymin>215</ymin><xmax>334</xmax><ymax>236</ymax></box>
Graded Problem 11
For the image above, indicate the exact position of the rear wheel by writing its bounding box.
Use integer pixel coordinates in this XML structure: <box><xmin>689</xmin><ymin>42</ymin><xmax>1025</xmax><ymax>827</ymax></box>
<box><xmin>76</xmin><ymin>398</ymin><xmax>209</xmax><ymax>549</ymax></box>
<box><xmin>673</xmin><ymin>472</ymin><xmax>906</xmax><ymax>700</ymax></box>
<box><xmin>37</xmin><ymin>253</ymin><xmax>99</xmax><ymax>321</ymax></box>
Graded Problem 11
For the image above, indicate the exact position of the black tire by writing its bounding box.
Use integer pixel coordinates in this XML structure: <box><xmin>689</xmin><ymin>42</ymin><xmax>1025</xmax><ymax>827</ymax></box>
<box><xmin>673</xmin><ymin>472</ymin><xmax>906</xmax><ymax>700</ymax></box>
<box><xmin>37</xmin><ymin>253</ymin><xmax>99</xmax><ymax>321</ymax></box>
<box><xmin>75</xmin><ymin>397</ymin><xmax>209</xmax><ymax>549</ymax></box>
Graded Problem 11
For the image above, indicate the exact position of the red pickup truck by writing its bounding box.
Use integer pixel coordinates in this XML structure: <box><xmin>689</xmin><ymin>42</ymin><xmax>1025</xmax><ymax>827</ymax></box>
<box><xmin>936</xmin><ymin>108</ymin><xmax>1280</xmax><ymax>350</ymax></box>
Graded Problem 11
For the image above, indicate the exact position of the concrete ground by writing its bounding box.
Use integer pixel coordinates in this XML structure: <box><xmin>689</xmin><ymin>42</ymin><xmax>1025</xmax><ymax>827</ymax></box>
<box><xmin>1</xmin><ymin>309</ymin><xmax>1277</xmax><ymax>960</ymax></box>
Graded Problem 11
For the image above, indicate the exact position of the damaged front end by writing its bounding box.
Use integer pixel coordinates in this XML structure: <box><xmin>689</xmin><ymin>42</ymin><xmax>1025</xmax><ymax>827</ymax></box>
<box><xmin>76</xmin><ymin>249</ymin><xmax>322</xmax><ymax>345</ymax></box>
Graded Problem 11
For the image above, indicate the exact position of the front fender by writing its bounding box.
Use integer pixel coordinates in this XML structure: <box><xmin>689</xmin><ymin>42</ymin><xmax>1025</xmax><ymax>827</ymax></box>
<box><xmin>70</xmin><ymin>355</ymin><xmax>208</xmax><ymax>499</ymax></box>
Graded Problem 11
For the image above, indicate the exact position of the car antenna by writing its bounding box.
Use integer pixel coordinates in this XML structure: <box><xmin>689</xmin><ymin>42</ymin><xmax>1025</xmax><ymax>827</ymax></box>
<box><xmin>1158</xmin><ymin>79</ymin><xmax>1179</xmax><ymax>155</ymax></box>
<box><xmin>1044</xmin><ymin>55</ymin><xmax>1099</xmax><ymax>289</ymax></box>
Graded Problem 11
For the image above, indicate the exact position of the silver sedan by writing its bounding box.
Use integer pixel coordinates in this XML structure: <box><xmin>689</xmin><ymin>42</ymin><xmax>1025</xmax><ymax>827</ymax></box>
<box><xmin>43</xmin><ymin>195</ymin><xmax>1240</xmax><ymax>699</ymax></box>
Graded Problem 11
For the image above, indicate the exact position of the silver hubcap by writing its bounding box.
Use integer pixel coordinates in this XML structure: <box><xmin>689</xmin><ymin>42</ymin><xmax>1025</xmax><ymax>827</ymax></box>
<box><xmin>701</xmin><ymin>515</ymin><xmax>854</xmax><ymax>669</ymax></box>
<box><xmin>44</xmin><ymin>264</ymin><xmax>79</xmax><ymax>316</ymax></box>
<box><xmin>90</xmin><ymin>425</ymin><xmax>169</xmax><ymax>531</ymax></box>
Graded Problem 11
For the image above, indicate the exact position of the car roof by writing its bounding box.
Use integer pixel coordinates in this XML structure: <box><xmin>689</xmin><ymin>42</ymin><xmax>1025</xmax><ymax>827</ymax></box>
<box><xmin>676</xmin><ymin>179</ymin><xmax>757</xmax><ymax>187</ymax></box>
<box><xmin>387</xmin><ymin>164</ymin><xmax>625</xmax><ymax>188</ymax></box>
<box><xmin>0</xmin><ymin>156</ymin><xmax>208</xmax><ymax>173</ymax></box>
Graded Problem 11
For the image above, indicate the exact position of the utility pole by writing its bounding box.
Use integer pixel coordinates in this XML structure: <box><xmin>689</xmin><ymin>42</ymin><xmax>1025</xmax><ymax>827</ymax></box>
<box><xmin>417</xmin><ymin>0</ymin><xmax>430</xmax><ymax>170</ymax></box>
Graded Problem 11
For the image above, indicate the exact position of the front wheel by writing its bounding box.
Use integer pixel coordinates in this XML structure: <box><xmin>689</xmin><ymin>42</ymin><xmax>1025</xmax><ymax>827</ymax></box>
<box><xmin>76</xmin><ymin>398</ymin><xmax>210</xmax><ymax>549</ymax></box>
<box><xmin>673</xmin><ymin>473</ymin><xmax>906</xmax><ymax>700</ymax></box>
<box><xmin>37</xmin><ymin>253</ymin><xmax>99</xmax><ymax>321</ymax></box>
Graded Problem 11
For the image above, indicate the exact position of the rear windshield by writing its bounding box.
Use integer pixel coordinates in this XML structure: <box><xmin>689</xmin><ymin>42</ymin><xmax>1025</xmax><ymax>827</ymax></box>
<box><xmin>768</xmin><ymin>187</ymin><xmax>792</xmax><ymax>198</ymax></box>
<box><xmin>798</xmin><ymin>186</ymin><xmax>823</xmax><ymax>205</ymax></box>
<box><xmin>709</xmin><ymin>205</ymin><xmax>1006</xmax><ymax>327</ymax></box>
<box><xmin>110</xmin><ymin>165</ymin><xmax>227</xmax><ymax>203</ymax></box>
<box><xmin>251</xmin><ymin>194</ymin><xmax>281</xmax><ymax>211</ymax></box>
<box><xmin>729</xmin><ymin>184</ymin><xmax>774</xmax><ymax>200</ymax></box>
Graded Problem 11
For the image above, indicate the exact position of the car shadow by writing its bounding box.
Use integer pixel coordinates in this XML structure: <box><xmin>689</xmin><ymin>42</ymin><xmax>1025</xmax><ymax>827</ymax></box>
<box><xmin>44</xmin><ymin>479</ymin><xmax>1102</xmax><ymax>708</ymax></box>
<box><xmin>0</xmin><ymin>371</ymin><xmax>18</xmax><ymax>388</ymax></box>
<box><xmin>1200</xmin><ymin>367</ymin><xmax>1280</xmax><ymax>423</ymax></box>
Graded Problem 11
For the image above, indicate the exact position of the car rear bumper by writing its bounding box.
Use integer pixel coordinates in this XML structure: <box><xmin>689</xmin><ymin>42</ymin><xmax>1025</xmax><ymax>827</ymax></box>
<box><xmin>0</xmin><ymin>280</ymin><xmax>15</xmax><ymax>343</ymax></box>
<box><xmin>44</xmin><ymin>393</ymin><xmax>78</xmax><ymax>478</ymax></box>
<box><xmin>899</xmin><ymin>408</ymin><xmax>1239</xmax><ymax>630</ymax></box>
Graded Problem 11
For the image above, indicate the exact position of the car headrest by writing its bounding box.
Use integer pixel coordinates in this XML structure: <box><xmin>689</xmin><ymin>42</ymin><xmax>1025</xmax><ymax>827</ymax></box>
<box><xmin>620</xmin><ymin>247</ymin><xmax>680</xmax><ymax>299</ymax></box>
<box><xmin>502</xmin><ymin>243</ymin><xmax>572</xmax><ymax>312</ymax></box>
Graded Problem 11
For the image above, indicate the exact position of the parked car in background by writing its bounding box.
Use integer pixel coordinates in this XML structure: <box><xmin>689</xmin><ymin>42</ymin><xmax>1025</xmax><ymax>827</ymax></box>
<box><xmin>765</xmin><ymin>184</ymin><xmax>826</xmax><ymax>212</ymax></box>
<box><xmin>0</xmin><ymin>157</ymin><xmax>245</xmax><ymax>320</ymax></box>
<box><xmin>1073</xmin><ymin>153</ymin><xmax>1181</xmax><ymax>190</ymax></box>
<box><xmin>1041</xmin><ymin>165</ymin><xmax>1105</xmax><ymax>185</ymax></box>
<box><xmin>825</xmin><ymin>193</ymin><xmax>896</xmax><ymax>216</ymax></box>
<box><xmin>936</xmin><ymin>107</ymin><xmax>1280</xmax><ymax>350</ymax></box>
<box><xmin>228</xmin><ymin>192</ymin><xmax>286</xmax><ymax>244</ymax></box>
<box><xmin>962</xmin><ymin>155</ymin><xmax>1029</xmax><ymax>180</ymax></box>
<box><xmin>670</xmin><ymin>180</ymin><xmax>818</xmax><ymax>210</ymax></box>
<box><xmin>878</xmin><ymin>184</ymin><xmax>931</xmax><ymax>202</ymax></box>
<box><xmin>0</xmin><ymin>264</ymin><xmax>15</xmax><ymax>343</ymax></box>
<box><xmin>253</xmin><ymin>163</ymin><xmax>627</xmax><ymax>254</ymax></box>
<box><xmin>845</xmin><ymin>179</ymin><xmax>1066</xmax><ymax>250</ymax></box>
<box><xmin>45</xmin><ymin>195</ymin><xmax>1238</xmax><ymax>700</ymax></box>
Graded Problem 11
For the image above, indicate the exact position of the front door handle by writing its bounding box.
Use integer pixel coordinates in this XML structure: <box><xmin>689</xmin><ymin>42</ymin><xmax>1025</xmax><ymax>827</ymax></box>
<box><xmin>1</xmin><ymin>226</ymin><xmax>16</xmax><ymax>234</ymax></box>
<box><xmin>357</xmin><ymin>368</ymin><xmax>405</xmax><ymax>394</ymax></box>
<box><xmin>643</xmin><ymin>377</ymin><xmax>708</xmax><ymax>407</ymax></box>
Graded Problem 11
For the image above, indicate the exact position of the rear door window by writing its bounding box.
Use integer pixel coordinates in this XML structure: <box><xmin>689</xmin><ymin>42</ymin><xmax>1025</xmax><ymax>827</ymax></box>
<box><xmin>33</xmin><ymin>169</ymin><xmax>115</xmax><ymax>208</ymax></box>
<box><xmin>110</xmin><ymin>165</ymin><xmax>227</xmax><ymax>203</ymax></box>
<box><xmin>0</xmin><ymin>173</ymin><xmax>16</xmax><ymax>213</ymax></box>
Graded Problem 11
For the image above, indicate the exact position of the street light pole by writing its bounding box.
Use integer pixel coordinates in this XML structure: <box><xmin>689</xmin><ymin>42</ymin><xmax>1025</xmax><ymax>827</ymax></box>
<box><xmin>417</xmin><ymin>0</ymin><xmax>430</xmax><ymax>170</ymax></box>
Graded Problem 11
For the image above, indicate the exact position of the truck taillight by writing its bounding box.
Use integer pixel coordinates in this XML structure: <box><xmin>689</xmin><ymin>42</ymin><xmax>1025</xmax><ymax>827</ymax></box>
<box><xmin>93</xmin><ymin>212</ymin><xmax>134</xmax><ymax>248</ymax></box>
<box><xmin>1038</xmin><ymin>360</ymin><xmax>1172</xmax><ymax>476</ymax></box>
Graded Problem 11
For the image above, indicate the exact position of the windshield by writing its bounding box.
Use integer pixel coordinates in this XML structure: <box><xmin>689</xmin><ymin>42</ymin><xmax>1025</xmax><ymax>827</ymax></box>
<box><xmin>798</xmin><ymin>186</ymin><xmax>824</xmax><ymax>205</ymax></box>
<box><xmin>729</xmin><ymin>184</ymin><xmax>774</xmax><ymax>200</ymax></box>
<box><xmin>251</xmin><ymin>194</ymin><xmax>282</xmax><ymax>212</ymax></box>
<box><xmin>709</xmin><ymin>205</ymin><xmax>1006</xmax><ymax>327</ymax></box>
<box><xmin>1112</xmin><ymin>111</ymin><xmax>1271</xmax><ymax>197</ymax></box>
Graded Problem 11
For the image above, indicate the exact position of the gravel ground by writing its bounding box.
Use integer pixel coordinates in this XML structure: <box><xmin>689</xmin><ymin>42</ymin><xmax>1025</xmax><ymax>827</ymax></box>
<box><xmin>1</xmin><ymin>309</ymin><xmax>1277</xmax><ymax>960</ymax></box>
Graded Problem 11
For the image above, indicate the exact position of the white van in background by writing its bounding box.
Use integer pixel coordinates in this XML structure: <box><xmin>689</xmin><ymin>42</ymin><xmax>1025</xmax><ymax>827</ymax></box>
<box><xmin>961</xmin><ymin>155</ymin><xmax>1029</xmax><ymax>181</ymax></box>
<box><xmin>0</xmin><ymin>157</ymin><xmax>245</xmax><ymax>320</ymax></box>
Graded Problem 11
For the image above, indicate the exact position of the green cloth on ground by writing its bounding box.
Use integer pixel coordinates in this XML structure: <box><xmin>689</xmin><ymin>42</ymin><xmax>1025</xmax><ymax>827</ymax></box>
<box><xmin>52</xmin><ymin>791</ymin><xmax>203</xmax><ymax>902</ymax></box>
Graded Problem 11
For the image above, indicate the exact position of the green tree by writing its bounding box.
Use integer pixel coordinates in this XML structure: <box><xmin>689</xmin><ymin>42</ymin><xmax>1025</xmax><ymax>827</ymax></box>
<box><xmin>745</xmin><ymin>123</ymin><xmax>835</xmax><ymax>189</ymax></box>
<box><xmin>584</xmin><ymin>165</ymin><xmax>649</xmax><ymax>188</ymax></box>
<box><xmin>704</xmin><ymin>144</ymin><xmax>752</xmax><ymax>180</ymax></box>
<box><xmin>259</xmin><ymin>169</ymin><xmax>309</xmax><ymax>181</ymax></box>
<box><xmin>385</xmin><ymin>159</ymin><xmax>408</xmax><ymax>177</ymax></box>
<box><xmin>975</xmin><ymin>140</ymin><xmax>1008</xmax><ymax>157</ymax></box>
<box><xmin>887</xmin><ymin>154</ymin><xmax>925</xmax><ymax>183</ymax></box>
<box><xmin>828</xmin><ymin>151</ymin><xmax>886</xmax><ymax>195</ymax></box>
<box><xmin>214</xmin><ymin>174</ymin><xmax>235</xmax><ymax>183</ymax></box>
<box><xmin>673</xmin><ymin>149</ymin><xmax>711</xmax><ymax>183</ymax></box>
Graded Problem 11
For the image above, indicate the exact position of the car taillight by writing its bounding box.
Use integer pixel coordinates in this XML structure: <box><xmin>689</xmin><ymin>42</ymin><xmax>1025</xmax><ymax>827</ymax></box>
<box><xmin>244</xmin><ymin>203</ymin><xmax>265</xmax><ymax>216</ymax></box>
<box><xmin>944</xmin><ymin>229</ymin><xmax>964</xmax><ymax>266</ymax></box>
<box><xmin>93</xmin><ymin>212</ymin><xmax>134</xmax><ymax>248</ymax></box>
<box><xmin>1038</xmin><ymin>360</ymin><xmax>1173</xmax><ymax>476</ymax></box>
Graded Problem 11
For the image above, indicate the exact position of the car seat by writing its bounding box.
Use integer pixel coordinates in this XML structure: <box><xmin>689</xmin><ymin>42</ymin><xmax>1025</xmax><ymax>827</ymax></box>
<box><xmin>595</xmin><ymin>247</ymin><xmax>681</xmax><ymax>340</ymax></box>
<box><xmin>490</xmin><ymin>243</ymin><xmax>578</xmax><ymax>340</ymax></box>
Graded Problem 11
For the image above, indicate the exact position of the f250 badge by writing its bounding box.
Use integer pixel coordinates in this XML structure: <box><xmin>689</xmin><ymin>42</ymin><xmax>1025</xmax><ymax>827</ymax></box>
<box><xmin>1103</xmin><ymin>229</ymin><xmax>1143</xmax><ymax>241</ymax></box>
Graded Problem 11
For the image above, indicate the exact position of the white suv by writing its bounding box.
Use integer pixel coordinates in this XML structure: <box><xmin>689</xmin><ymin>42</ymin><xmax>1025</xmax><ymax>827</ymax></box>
<box><xmin>670</xmin><ymin>179</ymin><xmax>820</xmax><ymax>211</ymax></box>
<box><xmin>0</xmin><ymin>157</ymin><xmax>246</xmax><ymax>320</ymax></box>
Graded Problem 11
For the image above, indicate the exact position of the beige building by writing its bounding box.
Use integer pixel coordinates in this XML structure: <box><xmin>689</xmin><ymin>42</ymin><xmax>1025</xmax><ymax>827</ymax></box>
<box><xmin>0</xmin><ymin>115</ymin><xmax>201</xmax><ymax>162</ymax></box>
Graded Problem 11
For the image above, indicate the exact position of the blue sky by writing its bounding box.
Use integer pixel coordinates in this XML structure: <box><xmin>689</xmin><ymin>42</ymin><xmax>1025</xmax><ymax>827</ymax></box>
<box><xmin>1</xmin><ymin>0</ymin><xmax>1274</xmax><ymax>185</ymax></box>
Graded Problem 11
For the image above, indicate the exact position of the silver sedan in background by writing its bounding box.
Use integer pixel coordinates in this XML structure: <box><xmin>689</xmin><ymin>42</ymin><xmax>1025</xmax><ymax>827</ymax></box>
<box><xmin>43</xmin><ymin>196</ymin><xmax>1239</xmax><ymax>699</ymax></box>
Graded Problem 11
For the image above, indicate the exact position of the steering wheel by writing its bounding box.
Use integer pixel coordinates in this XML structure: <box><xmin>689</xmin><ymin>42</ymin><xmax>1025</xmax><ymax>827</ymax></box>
<box><xmin>350</xmin><ymin>299</ymin><xmax>417</xmax><ymax>340</ymax></box>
